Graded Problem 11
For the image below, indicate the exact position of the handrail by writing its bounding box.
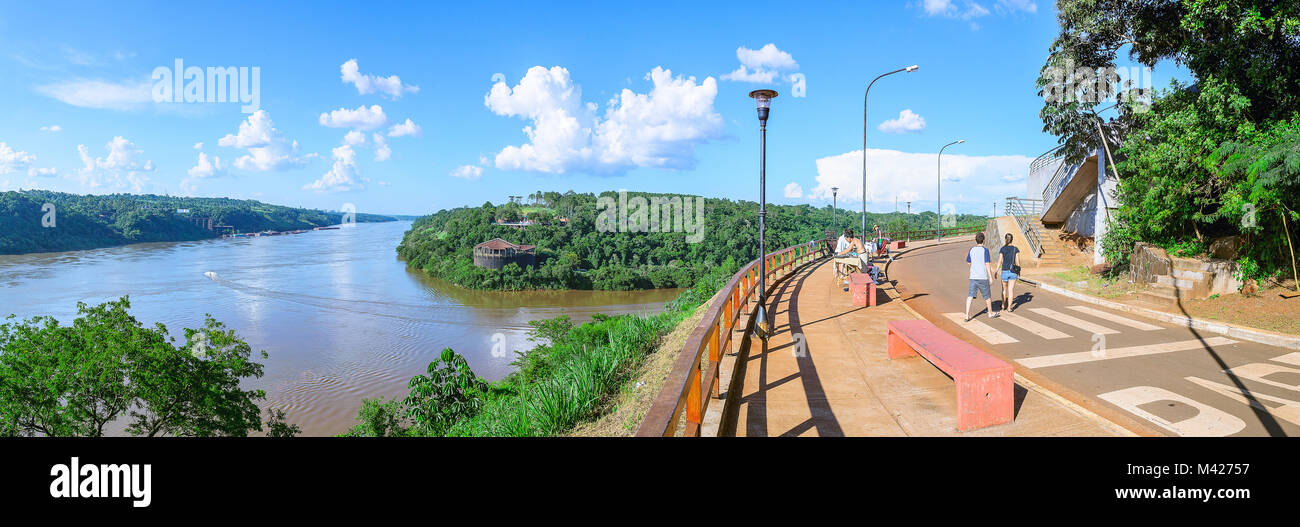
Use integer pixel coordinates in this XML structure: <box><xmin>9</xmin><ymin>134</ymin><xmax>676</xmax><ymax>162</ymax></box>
<box><xmin>882</xmin><ymin>225</ymin><xmax>984</xmax><ymax>242</ymax></box>
<box><xmin>636</xmin><ymin>241</ymin><xmax>825</xmax><ymax>437</ymax></box>
<box><xmin>1040</xmin><ymin>155</ymin><xmax>1072</xmax><ymax>212</ymax></box>
<box><xmin>1004</xmin><ymin>197</ymin><xmax>1044</xmax><ymax>257</ymax></box>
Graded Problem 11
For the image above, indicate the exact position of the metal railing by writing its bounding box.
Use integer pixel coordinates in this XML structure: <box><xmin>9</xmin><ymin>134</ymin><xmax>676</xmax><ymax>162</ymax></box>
<box><xmin>882</xmin><ymin>225</ymin><xmax>984</xmax><ymax>242</ymax></box>
<box><xmin>636</xmin><ymin>242</ymin><xmax>824</xmax><ymax>437</ymax></box>
<box><xmin>1004</xmin><ymin>197</ymin><xmax>1044</xmax><ymax>257</ymax></box>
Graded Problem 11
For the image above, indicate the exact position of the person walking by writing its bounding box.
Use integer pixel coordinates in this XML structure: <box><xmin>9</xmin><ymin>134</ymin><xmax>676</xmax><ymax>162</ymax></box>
<box><xmin>996</xmin><ymin>233</ymin><xmax>1021</xmax><ymax>312</ymax></box>
<box><xmin>965</xmin><ymin>232</ymin><xmax>998</xmax><ymax>322</ymax></box>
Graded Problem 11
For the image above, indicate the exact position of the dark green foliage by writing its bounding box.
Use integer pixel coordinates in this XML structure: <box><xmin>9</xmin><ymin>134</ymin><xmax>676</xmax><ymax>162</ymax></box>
<box><xmin>397</xmin><ymin>190</ymin><xmax>985</xmax><ymax>291</ymax></box>
<box><xmin>0</xmin><ymin>297</ymin><xmax>295</xmax><ymax>437</ymax></box>
<box><xmin>1043</xmin><ymin>1</ymin><xmax>1300</xmax><ymax>280</ymax></box>
<box><xmin>403</xmin><ymin>348</ymin><xmax>489</xmax><ymax>436</ymax></box>
<box><xmin>0</xmin><ymin>190</ymin><xmax>396</xmax><ymax>255</ymax></box>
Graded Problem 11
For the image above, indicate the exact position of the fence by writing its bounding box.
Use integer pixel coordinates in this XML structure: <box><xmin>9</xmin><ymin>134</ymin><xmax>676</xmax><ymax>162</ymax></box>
<box><xmin>1004</xmin><ymin>197</ymin><xmax>1044</xmax><ymax>258</ymax></box>
<box><xmin>636</xmin><ymin>242</ymin><xmax>824</xmax><ymax>437</ymax></box>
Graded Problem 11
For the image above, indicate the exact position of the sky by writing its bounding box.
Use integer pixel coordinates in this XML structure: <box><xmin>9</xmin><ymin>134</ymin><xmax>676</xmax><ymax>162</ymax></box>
<box><xmin>0</xmin><ymin>0</ymin><xmax>1189</xmax><ymax>216</ymax></box>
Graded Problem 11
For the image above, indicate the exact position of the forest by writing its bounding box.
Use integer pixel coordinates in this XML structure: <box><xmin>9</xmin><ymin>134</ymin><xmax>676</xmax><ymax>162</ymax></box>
<box><xmin>396</xmin><ymin>190</ymin><xmax>987</xmax><ymax>291</ymax></box>
<box><xmin>0</xmin><ymin>190</ymin><xmax>395</xmax><ymax>255</ymax></box>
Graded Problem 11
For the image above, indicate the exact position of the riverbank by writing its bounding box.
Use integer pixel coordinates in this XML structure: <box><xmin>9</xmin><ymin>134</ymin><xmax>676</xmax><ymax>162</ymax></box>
<box><xmin>340</xmin><ymin>261</ymin><xmax>736</xmax><ymax>436</ymax></box>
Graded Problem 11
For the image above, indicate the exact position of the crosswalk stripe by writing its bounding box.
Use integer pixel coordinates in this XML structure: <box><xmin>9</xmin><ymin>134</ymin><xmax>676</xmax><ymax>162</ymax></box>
<box><xmin>1270</xmin><ymin>352</ymin><xmax>1300</xmax><ymax>366</ymax></box>
<box><xmin>1065</xmin><ymin>305</ymin><xmax>1162</xmax><ymax>331</ymax></box>
<box><xmin>943</xmin><ymin>313</ymin><xmax>1019</xmax><ymax>344</ymax></box>
<box><xmin>997</xmin><ymin>310</ymin><xmax>1071</xmax><ymax>339</ymax></box>
<box><xmin>1028</xmin><ymin>307</ymin><xmax>1119</xmax><ymax>335</ymax></box>
<box><xmin>1016</xmin><ymin>337</ymin><xmax>1239</xmax><ymax>368</ymax></box>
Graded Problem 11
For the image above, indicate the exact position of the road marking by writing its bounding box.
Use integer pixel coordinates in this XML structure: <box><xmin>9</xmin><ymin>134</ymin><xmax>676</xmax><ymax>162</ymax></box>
<box><xmin>1016</xmin><ymin>337</ymin><xmax>1239</xmax><ymax>368</ymax></box>
<box><xmin>1028</xmin><ymin>307</ymin><xmax>1120</xmax><ymax>335</ymax></box>
<box><xmin>1098</xmin><ymin>385</ymin><xmax>1246</xmax><ymax>437</ymax></box>
<box><xmin>943</xmin><ymin>313</ymin><xmax>1019</xmax><ymax>344</ymax></box>
<box><xmin>1272</xmin><ymin>352</ymin><xmax>1300</xmax><ymax>366</ymax></box>
<box><xmin>1065</xmin><ymin>305</ymin><xmax>1162</xmax><ymax>331</ymax></box>
<box><xmin>1186</xmin><ymin>376</ymin><xmax>1300</xmax><ymax>427</ymax></box>
<box><xmin>997</xmin><ymin>311</ymin><xmax>1071</xmax><ymax>339</ymax></box>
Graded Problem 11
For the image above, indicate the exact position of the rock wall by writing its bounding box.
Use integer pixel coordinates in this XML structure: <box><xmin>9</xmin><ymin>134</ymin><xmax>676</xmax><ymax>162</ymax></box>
<box><xmin>1129</xmin><ymin>242</ymin><xmax>1171</xmax><ymax>284</ymax></box>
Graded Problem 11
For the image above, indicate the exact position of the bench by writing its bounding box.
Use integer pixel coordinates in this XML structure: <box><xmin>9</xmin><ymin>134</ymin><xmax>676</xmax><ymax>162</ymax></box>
<box><xmin>893</xmin><ymin>240</ymin><xmax>906</xmax><ymax>250</ymax></box>
<box><xmin>886</xmin><ymin>320</ymin><xmax>1014</xmax><ymax>431</ymax></box>
<box><xmin>849</xmin><ymin>273</ymin><xmax>876</xmax><ymax>307</ymax></box>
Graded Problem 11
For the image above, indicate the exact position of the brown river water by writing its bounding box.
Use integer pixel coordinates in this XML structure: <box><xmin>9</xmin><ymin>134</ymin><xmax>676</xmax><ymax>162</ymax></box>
<box><xmin>0</xmin><ymin>221</ymin><xmax>681</xmax><ymax>436</ymax></box>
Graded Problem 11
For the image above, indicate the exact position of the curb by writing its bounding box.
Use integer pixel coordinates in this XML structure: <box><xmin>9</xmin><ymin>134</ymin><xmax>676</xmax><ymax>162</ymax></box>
<box><xmin>1031</xmin><ymin>281</ymin><xmax>1300</xmax><ymax>351</ymax></box>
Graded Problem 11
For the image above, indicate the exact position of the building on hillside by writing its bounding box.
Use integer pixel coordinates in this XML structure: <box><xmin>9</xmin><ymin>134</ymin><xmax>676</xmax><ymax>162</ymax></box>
<box><xmin>472</xmin><ymin>238</ymin><xmax>536</xmax><ymax>270</ymax></box>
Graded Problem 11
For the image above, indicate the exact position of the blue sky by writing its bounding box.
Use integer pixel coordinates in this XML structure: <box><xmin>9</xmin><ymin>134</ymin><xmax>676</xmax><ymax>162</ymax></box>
<box><xmin>0</xmin><ymin>1</ymin><xmax>1186</xmax><ymax>216</ymax></box>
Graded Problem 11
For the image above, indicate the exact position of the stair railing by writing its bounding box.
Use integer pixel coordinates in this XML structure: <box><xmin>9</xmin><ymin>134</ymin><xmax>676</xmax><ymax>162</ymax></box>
<box><xmin>1004</xmin><ymin>197</ymin><xmax>1044</xmax><ymax>258</ymax></box>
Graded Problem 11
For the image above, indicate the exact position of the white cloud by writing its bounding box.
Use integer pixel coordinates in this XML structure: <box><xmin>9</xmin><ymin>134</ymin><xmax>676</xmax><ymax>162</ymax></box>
<box><xmin>304</xmin><ymin>144</ymin><xmax>363</xmax><ymax>192</ymax></box>
<box><xmin>340</xmin><ymin>59</ymin><xmax>419</xmax><ymax>99</ymax></box>
<box><xmin>343</xmin><ymin>130</ymin><xmax>367</xmax><ymax>146</ymax></box>
<box><xmin>387</xmin><ymin>118</ymin><xmax>422</xmax><ymax>137</ymax></box>
<box><xmin>0</xmin><ymin>142</ymin><xmax>37</xmax><ymax>174</ymax></box>
<box><xmin>878</xmin><ymin>109</ymin><xmax>927</xmax><ymax>134</ymax></box>
<box><xmin>808</xmin><ymin>147</ymin><xmax>1034</xmax><ymax>213</ymax></box>
<box><xmin>721</xmin><ymin>43</ymin><xmax>799</xmax><ymax>84</ymax></box>
<box><xmin>921</xmin><ymin>0</ymin><xmax>1032</xmax><ymax>19</ymax></box>
<box><xmin>450</xmin><ymin>165</ymin><xmax>483</xmax><ymax>180</ymax></box>
<box><xmin>187</xmin><ymin>152</ymin><xmax>226</xmax><ymax>179</ymax></box>
<box><xmin>75</xmin><ymin>136</ymin><xmax>154</xmax><ymax>193</ymax></box>
<box><xmin>40</xmin><ymin>125</ymin><xmax>61</xmax><ymax>133</ymax></box>
<box><xmin>318</xmin><ymin>105</ymin><xmax>388</xmax><ymax>131</ymax></box>
<box><xmin>217</xmin><ymin>110</ymin><xmax>312</xmax><ymax>171</ymax></box>
<box><xmin>193</xmin><ymin>142</ymin><xmax>204</xmax><ymax>150</ymax></box>
<box><xmin>783</xmin><ymin>182</ymin><xmax>803</xmax><ymax>198</ymax></box>
<box><xmin>37</xmin><ymin>79</ymin><xmax>153</xmax><ymax>110</ymax></box>
<box><xmin>372</xmin><ymin>133</ymin><xmax>391</xmax><ymax>161</ymax></box>
<box><xmin>486</xmin><ymin>65</ymin><xmax>723</xmax><ymax>174</ymax></box>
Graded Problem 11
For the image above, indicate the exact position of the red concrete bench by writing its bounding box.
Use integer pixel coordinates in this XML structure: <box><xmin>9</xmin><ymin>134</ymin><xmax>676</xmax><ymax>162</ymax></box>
<box><xmin>849</xmin><ymin>273</ymin><xmax>876</xmax><ymax>307</ymax></box>
<box><xmin>886</xmin><ymin>320</ymin><xmax>1014</xmax><ymax>431</ymax></box>
<box><xmin>892</xmin><ymin>240</ymin><xmax>905</xmax><ymax>250</ymax></box>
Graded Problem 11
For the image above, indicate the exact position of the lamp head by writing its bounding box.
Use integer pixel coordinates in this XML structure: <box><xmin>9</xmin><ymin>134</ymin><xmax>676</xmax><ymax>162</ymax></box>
<box><xmin>905</xmin><ymin>65</ymin><xmax>919</xmax><ymax>72</ymax></box>
<box><xmin>957</xmin><ymin>139</ymin><xmax>965</xmax><ymax>143</ymax></box>
<box><xmin>749</xmin><ymin>89</ymin><xmax>778</xmax><ymax>122</ymax></box>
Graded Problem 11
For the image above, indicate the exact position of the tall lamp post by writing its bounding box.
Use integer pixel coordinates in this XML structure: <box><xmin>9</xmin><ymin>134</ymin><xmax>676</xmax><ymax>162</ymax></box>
<box><xmin>937</xmin><ymin>139</ymin><xmax>965</xmax><ymax>242</ymax></box>
<box><xmin>862</xmin><ymin>65</ymin><xmax>919</xmax><ymax>237</ymax></box>
<box><xmin>750</xmin><ymin>89</ymin><xmax>778</xmax><ymax>340</ymax></box>
<box><xmin>831</xmin><ymin>186</ymin><xmax>839</xmax><ymax>233</ymax></box>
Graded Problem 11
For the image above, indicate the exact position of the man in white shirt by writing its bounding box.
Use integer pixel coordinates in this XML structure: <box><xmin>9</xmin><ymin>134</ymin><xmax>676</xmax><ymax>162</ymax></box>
<box><xmin>833</xmin><ymin>229</ymin><xmax>851</xmax><ymax>276</ymax></box>
<box><xmin>964</xmin><ymin>232</ymin><xmax>999</xmax><ymax>322</ymax></box>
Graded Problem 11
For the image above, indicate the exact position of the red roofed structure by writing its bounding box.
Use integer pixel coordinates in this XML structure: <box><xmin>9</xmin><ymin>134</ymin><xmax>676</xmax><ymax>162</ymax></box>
<box><xmin>472</xmin><ymin>238</ymin><xmax>536</xmax><ymax>270</ymax></box>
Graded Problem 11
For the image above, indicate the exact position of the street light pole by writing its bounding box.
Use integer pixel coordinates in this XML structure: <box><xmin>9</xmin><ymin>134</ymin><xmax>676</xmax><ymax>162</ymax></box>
<box><xmin>906</xmin><ymin>201</ymin><xmax>911</xmax><ymax>243</ymax></box>
<box><xmin>831</xmin><ymin>186</ymin><xmax>839</xmax><ymax>233</ymax></box>
<box><xmin>750</xmin><ymin>89</ymin><xmax>778</xmax><ymax>340</ymax></box>
<box><xmin>937</xmin><ymin>139</ymin><xmax>965</xmax><ymax>242</ymax></box>
<box><xmin>862</xmin><ymin>65</ymin><xmax>919</xmax><ymax>238</ymax></box>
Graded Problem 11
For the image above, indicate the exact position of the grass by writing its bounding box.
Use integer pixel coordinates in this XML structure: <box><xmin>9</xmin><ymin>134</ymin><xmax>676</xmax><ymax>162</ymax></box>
<box><xmin>1051</xmin><ymin>265</ymin><xmax>1142</xmax><ymax>299</ymax></box>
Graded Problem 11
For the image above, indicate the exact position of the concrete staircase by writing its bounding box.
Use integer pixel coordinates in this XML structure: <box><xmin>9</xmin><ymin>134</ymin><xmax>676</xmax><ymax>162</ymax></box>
<box><xmin>1025</xmin><ymin>216</ymin><xmax>1068</xmax><ymax>267</ymax></box>
<box><xmin>1136</xmin><ymin>259</ymin><xmax>1214</xmax><ymax>311</ymax></box>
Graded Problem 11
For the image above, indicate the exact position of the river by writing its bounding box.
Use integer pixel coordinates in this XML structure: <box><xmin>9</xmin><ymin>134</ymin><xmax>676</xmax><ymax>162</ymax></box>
<box><xmin>0</xmin><ymin>221</ymin><xmax>681</xmax><ymax>436</ymax></box>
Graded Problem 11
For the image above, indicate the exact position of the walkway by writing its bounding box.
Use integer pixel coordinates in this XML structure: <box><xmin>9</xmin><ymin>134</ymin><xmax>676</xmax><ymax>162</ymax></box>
<box><xmin>890</xmin><ymin>241</ymin><xmax>1300</xmax><ymax>437</ymax></box>
<box><xmin>718</xmin><ymin>247</ymin><xmax>1122</xmax><ymax>437</ymax></box>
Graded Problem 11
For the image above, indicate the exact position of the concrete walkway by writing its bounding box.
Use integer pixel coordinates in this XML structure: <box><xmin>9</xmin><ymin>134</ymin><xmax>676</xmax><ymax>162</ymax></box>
<box><xmin>719</xmin><ymin>253</ymin><xmax>1123</xmax><ymax>437</ymax></box>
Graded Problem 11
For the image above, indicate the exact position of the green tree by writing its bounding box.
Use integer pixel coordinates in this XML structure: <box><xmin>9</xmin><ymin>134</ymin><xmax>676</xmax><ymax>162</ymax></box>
<box><xmin>0</xmin><ymin>297</ymin><xmax>291</xmax><ymax>437</ymax></box>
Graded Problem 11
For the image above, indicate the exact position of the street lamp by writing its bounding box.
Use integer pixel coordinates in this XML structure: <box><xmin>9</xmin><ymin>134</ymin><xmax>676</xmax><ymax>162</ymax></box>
<box><xmin>831</xmin><ymin>186</ymin><xmax>839</xmax><ymax>233</ymax></box>
<box><xmin>937</xmin><ymin>139</ymin><xmax>965</xmax><ymax>242</ymax></box>
<box><xmin>862</xmin><ymin>65</ymin><xmax>919</xmax><ymax>237</ymax></box>
<box><xmin>750</xmin><ymin>89</ymin><xmax>777</xmax><ymax>340</ymax></box>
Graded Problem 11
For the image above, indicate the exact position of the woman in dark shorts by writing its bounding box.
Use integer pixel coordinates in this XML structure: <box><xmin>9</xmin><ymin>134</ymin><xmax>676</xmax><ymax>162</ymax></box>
<box><xmin>997</xmin><ymin>233</ymin><xmax>1021</xmax><ymax>311</ymax></box>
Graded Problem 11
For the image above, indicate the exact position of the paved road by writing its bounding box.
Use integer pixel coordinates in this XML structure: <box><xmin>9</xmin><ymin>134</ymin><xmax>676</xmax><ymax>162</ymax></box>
<box><xmin>888</xmin><ymin>241</ymin><xmax>1300</xmax><ymax>437</ymax></box>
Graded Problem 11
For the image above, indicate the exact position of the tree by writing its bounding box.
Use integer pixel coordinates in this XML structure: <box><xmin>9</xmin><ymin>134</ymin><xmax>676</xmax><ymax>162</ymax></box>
<box><xmin>0</xmin><ymin>297</ymin><xmax>290</xmax><ymax>437</ymax></box>
<box><xmin>403</xmin><ymin>348</ymin><xmax>487</xmax><ymax>436</ymax></box>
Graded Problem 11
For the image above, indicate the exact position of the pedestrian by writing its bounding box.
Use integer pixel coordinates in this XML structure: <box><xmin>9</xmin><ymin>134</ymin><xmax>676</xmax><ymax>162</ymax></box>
<box><xmin>834</xmin><ymin>228</ymin><xmax>851</xmax><ymax>277</ymax></box>
<box><xmin>965</xmin><ymin>232</ymin><xmax>998</xmax><ymax>321</ymax></box>
<box><xmin>997</xmin><ymin>233</ymin><xmax>1021</xmax><ymax>312</ymax></box>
